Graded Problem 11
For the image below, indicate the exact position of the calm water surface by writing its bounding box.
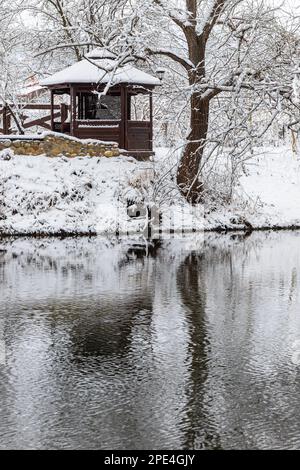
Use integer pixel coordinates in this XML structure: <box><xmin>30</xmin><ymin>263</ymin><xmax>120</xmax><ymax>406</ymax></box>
<box><xmin>1</xmin><ymin>232</ymin><xmax>300</xmax><ymax>450</ymax></box>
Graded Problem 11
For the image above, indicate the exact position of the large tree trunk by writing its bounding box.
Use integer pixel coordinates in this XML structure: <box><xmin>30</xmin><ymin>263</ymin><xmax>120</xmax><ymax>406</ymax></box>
<box><xmin>176</xmin><ymin>27</ymin><xmax>209</xmax><ymax>204</ymax></box>
<box><xmin>177</xmin><ymin>93</ymin><xmax>210</xmax><ymax>204</ymax></box>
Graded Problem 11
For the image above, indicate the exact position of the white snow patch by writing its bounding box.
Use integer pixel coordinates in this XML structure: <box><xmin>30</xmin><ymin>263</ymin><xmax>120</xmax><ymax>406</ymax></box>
<box><xmin>40</xmin><ymin>56</ymin><xmax>161</xmax><ymax>87</ymax></box>
<box><xmin>237</xmin><ymin>146</ymin><xmax>300</xmax><ymax>228</ymax></box>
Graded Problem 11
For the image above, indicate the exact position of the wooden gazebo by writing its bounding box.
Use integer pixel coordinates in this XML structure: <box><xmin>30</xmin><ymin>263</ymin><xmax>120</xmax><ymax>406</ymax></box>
<box><xmin>40</xmin><ymin>49</ymin><xmax>161</xmax><ymax>157</ymax></box>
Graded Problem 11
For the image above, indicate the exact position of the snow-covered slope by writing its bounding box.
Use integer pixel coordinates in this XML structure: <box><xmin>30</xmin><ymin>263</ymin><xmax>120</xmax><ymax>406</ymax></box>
<box><xmin>198</xmin><ymin>146</ymin><xmax>300</xmax><ymax>231</ymax></box>
<box><xmin>238</xmin><ymin>147</ymin><xmax>300</xmax><ymax>228</ymax></box>
<box><xmin>1</xmin><ymin>146</ymin><xmax>300</xmax><ymax>235</ymax></box>
<box><xmin>0</xmin><ymin>154</ymin><xmax>145</xmax><ymax>235</ymax></box>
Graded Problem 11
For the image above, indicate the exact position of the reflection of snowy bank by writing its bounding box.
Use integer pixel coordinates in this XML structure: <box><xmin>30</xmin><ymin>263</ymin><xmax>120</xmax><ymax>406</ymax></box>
<box><xmin>1</xmin><ymin>146</ymin><xmax>300</xmax><ymax>235</ymax></box>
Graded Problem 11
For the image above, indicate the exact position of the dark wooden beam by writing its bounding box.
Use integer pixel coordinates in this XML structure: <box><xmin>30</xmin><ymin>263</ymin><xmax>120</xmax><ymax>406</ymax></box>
<box><xmin>120</xmin><ymin>85</ymin><xmax>127</xmax><ymax>149</ymax></box>
<box><xmin>23</xmin><ymin>112</ymin><xmax>60</xmax><ymax>129</ymax></box>
<box><xmin>149</xmin><ymin>91</ymin><xmax>153</xmax><ymax>151</ymax></box>
<box><xmin>60</xmin><ymin>104</ymin><xmax>68</xmax><ymax>133</ymax></box>
<box><xmin>70</xmin><ymin>86</ymin><xmax>77</xmax><ymax>136</ymax></box>
<box><xmin>24</xmin><ymin>103</ymin><xmax>60</xmax><ymax>110</ymax></box>
<box><xmin>50</xmin><ymin>90</ymin><xmax>54</xmax><ymax>131</ymax></box>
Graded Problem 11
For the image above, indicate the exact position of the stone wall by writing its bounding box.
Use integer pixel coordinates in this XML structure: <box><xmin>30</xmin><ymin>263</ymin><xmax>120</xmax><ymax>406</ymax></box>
<box><xmin>0</xmin><ymin>133</ymin><xmax>120</xmax><ymax>158</ymax></box>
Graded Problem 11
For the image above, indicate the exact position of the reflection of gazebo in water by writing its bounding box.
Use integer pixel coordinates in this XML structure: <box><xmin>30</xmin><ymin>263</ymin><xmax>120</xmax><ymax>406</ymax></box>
<box><xmin>40</xmin><ymin>49</ymin><xmax>161</xmax><ymax>157</ymax></box>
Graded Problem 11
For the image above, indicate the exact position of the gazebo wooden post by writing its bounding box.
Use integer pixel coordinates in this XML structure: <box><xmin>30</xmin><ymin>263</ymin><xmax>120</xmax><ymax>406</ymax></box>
<box><xmin>149</xmin><ymin>91</ymin><xmax>153</xmax><ymax>151</ymax></box>
<box><xmin>120</xmin><ymin>85</ymin><xmax>128</xmax><ymax>149</ymax></box>
<box><xmin>50</xmin><ymin>89</ymin><xmax>54</xmax><ymax>131</ymax></box>
<box><xmin>78</xmin><ymin>91</ymin><xmax>81</xmax><ymax>120</ymax></box>
<box><xmin>70</xmin><ymin>86</ymin><xmax>77</xmax><ymax>136</ymax></box>
<box><xmin>60</xmin><ymin>103</ymin><xmax>67</xmax><ymax>133</ymax></box>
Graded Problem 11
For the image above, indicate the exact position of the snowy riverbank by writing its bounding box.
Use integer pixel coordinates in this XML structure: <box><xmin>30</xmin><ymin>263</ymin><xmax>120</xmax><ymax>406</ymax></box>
<box><xmin>1</xmin><ymin>146</ymin><xmax>300</xmax><ymax>236</ymax></box>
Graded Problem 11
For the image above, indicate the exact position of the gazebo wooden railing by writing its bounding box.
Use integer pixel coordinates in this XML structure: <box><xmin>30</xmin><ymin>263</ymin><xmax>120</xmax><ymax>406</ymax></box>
<box><xmin>74</xmin><ymin>119</ymin><xmax>121</xmax><ymax>142</ymax></box>
<box><xmin>0</xmin><ymin>103</ymin><xmax>67</xmax><ymax>134</ymax></box>
<box><xmin>127</xmin><ymin>121</ymin><xmax>152</xmax><ymax>152</ymax></box>
<box><xmin>0</xmin><ymin>103</ymin><xmax>152</xmax><ymax>154</ymax></box>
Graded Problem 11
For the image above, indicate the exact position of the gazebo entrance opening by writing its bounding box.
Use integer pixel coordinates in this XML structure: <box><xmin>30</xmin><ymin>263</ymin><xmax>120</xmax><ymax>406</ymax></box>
<box><xmin>79</xmin><ymin>93</ymin><xmax>121</xmax><ymax>120</ymax></box>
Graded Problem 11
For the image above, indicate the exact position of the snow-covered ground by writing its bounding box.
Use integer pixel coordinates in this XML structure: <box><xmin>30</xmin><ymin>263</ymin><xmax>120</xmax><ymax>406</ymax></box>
<box><xmin>238</xmin><ymin>146</ymin><xmax>300</xmax><ymax>228</ymax></box>
<box><xmin>205</xmin><ymin>145</ymin><xmax>300</xmax><ymax>230</ymax></box>
<box><xmin>0</xmin><ymin>146</ymin><xmax>300</xmax><ymax>235</ymax></box>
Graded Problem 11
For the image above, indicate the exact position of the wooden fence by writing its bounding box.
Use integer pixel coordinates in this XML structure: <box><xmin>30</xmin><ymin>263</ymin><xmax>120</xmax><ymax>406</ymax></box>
<box><xmin>0</xmin><ymin>103</ymin><xmax>68</xmax><ymax>134</ymax></box>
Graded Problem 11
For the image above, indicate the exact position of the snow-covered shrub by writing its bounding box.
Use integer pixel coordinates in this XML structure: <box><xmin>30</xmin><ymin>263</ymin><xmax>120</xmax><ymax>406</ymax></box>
<box><xmin>0</xmin><ymin>148</ymin><xmax>14</xmax><ymax>161</ymax></box>
<box><xmin>124</xmin><ymin>169</ymin><xmax>154</xmax><ymax>205</ymax></box>
<box><xmin>197</xmin><ymin>144</ymin><xmax>256</xmax><ymax>211</ymax></box>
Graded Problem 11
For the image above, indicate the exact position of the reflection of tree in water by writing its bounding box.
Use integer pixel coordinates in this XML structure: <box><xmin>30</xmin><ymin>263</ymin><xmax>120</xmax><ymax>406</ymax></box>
<box><xmin>176</xmin><ymin>251</ymin><xmax>221</xmax><ymax>450</ymax></box>
<box><xmin>175</xmin><ymin>235</ymin><xmax>268</xmax><ymax>449</ymax></box>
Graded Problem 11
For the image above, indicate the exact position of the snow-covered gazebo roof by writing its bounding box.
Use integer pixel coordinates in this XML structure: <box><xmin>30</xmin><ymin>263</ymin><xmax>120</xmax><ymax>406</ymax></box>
<box><xmin>40</xmin><ymin>48</ymin><xmax>161</xmax><ymax>87</ymax></box>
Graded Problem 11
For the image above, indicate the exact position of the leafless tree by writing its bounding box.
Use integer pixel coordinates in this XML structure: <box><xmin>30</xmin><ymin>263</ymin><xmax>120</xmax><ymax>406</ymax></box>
<box><xmin>2</xmin><ymin>0</ymin><xmax>300</xmax><ymax>204</ymax></box>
